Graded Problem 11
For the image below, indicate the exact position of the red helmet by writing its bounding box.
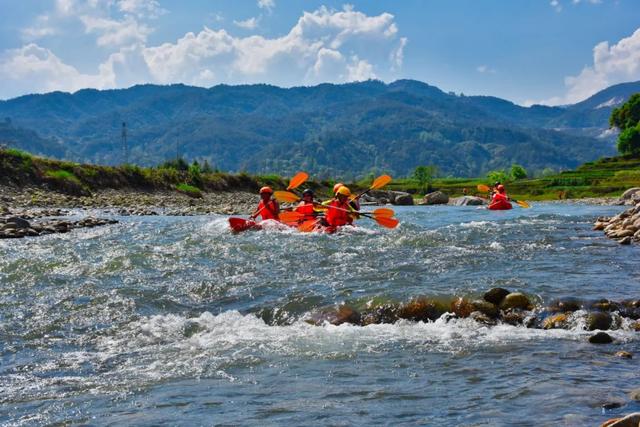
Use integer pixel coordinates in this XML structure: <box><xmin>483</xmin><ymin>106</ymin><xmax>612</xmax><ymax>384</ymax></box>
<box><xmin>259</xmin><ymin>186</ymin><xmax>273</xmax><ymax>194</ymax></box>
<box><xmin>497</xmin><ymin>184</ymin><xmax>505</xmax><ymax>192</ymax></box>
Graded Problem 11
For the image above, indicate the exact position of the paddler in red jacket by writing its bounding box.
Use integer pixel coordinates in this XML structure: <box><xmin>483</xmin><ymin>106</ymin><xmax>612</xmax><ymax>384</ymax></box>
<box><xmin>251</xmin><ymin>186</ymin><xmax>280</xmax><ymax>220</ymax></box>
<box><xmin>295</xmin><ymin>189</ymin><xmax>317</xmax><ymax>221</ymax></box>
<box><xmin>323</xmin><ymin>186</ymin><xmax>357</xmax><ymax>227</ymax></box>
<box><xmin>490</xmin><ymin>184</ymin><xmax>511</xmax><ymax>209</ymax></box>
<box><xmin>333</xmin><ymin>182</ymin><xmax>360</xmax><ymax>211</ymax></box>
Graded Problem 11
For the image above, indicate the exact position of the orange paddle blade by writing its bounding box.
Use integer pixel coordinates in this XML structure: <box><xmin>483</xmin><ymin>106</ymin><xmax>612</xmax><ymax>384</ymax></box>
<box><xmin>274</xmin><ymin>191</ymin><xmax>300</xmax><ymax>203</ymax></box>
<box><xmin>373</xmin><ymin>208</ymin><xmax>395</xmax><ymax>218</ymax></box>
<box><xmin>287</xmin><ymin>171</ymin><xmax>309</xmax><ymax>190</ymax></box>
<box><xmin>477</xmin><ymin>184</ymin><xmax>490</xmax><ymax>193</ymax></box>
<box><xmin>375</xmin><ymin>216</ymin><xmax>399</xmax><ymax>229</ymax></box>
<box><xmin>279</xmin><ymin>211</ymin><xmax>304</xmax><ymax>223</ymax></box>
<box><xmin>371</xmin><ymin>174</ymin><xmax>392</xmax><ymax>189</ymax></box>
<box><xmin>515</xmin><ymin>200</ymin><xmax>531</xmax><ymax>208</ymax></box>
<box><xmin>298</xmin><ymin>219</ymin><xmax>318</xmax><ymax>232</ymax></box>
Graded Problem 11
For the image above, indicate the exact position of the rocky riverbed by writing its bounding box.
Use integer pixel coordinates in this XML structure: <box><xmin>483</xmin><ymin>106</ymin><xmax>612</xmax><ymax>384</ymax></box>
<box><xmin>593</xmin><ymin>189</ymin><xmax>640</xmax><ymax>244</ymax></box>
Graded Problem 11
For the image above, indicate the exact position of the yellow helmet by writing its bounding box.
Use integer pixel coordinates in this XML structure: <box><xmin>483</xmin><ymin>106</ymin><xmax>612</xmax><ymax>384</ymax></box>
<box><xmin>336</xmin><ymin>186</ymin><xmax>351</xmax><ymax>196</ymax></box>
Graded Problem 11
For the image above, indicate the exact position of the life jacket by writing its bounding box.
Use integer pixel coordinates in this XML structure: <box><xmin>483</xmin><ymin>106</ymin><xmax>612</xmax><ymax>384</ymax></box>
<box><xmin>257</xmin><ymin>199</ymin><xmax>279</xmax><ymax>220</ymax></box>
<box><xmin>295</xmin><ymin>201</ymin><xmax>316</xmax><ymax>221</ymax></box>
<box><xmin>325</xmin><ymin>199</ymin><xmax>353</xmax><ymax>227</ymax></box>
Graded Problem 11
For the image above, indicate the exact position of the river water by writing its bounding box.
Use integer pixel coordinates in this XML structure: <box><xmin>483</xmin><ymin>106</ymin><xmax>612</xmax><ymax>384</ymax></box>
<box><xmin>1</xmin><ymin>203</ymin><xmax>639</xmax><ymax>426</ymax></box>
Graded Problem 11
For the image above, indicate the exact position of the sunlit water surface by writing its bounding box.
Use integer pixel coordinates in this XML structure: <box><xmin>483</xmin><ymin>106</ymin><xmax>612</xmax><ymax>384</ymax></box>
<box><xmin>1</xmin><ymin>204</ymin><xmax>639</xmax><ymax>426</ymax></box>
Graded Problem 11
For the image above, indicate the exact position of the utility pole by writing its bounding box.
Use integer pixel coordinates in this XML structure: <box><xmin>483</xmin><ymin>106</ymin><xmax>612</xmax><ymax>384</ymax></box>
<box><xmin>121</xmin><ymin>122</ymin><xmax>129</xmax><ymax>164</ymax></box>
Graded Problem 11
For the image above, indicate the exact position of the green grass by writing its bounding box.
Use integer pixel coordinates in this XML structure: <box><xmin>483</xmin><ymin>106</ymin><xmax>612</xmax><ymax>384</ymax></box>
<box><xmin>387</xmin><ymin>156</ymin><xmax>640</xmax><ymax>201</ymax></box>
<box><xmin>176</xmin><ymin>183</ymin><xmax>203</xmax><ymax>198</ymax></box>
<box><xmin>44</xmin><ymin>169</ymin><xmax>81</xmax><ymax>183</ymax></box>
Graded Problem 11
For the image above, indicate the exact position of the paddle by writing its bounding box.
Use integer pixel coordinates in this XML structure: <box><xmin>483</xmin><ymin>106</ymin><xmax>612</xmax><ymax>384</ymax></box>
<box><xmin>476</xmin><ymin>184</ymin><xmax>531</xmax><ymax>208</ymax></box>
<box><xmin>287</xmin><ymin>171</ymin><xmax>309</xmax><ymax>190</ymax></box>
<box><xmin>351</xmin><ymin>174</ymin><xmax>392</xmax><ymax>201</ymax></box>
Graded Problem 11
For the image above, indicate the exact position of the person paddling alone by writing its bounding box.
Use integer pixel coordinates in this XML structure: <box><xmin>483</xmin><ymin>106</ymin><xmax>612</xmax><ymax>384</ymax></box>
<box><xmin>295</xmin><ymin>189</ymin><xmax>317</xmax><ymax>222</ymax></box>
<box><xmin>251</xmin><ymin>186</ymin><xmax>280</xmax><ymax>221</ymax></box>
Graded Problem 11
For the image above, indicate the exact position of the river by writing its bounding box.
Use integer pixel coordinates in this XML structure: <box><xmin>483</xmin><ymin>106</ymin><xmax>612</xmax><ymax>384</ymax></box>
<box><xmin>1</xmin><ymin>203</ymin><xmax>639</xmax><ymax>426</ymax></box>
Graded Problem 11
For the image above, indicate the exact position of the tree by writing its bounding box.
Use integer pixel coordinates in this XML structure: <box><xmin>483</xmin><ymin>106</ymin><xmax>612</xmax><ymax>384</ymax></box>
<box><xmin>486</xmin><ymin>169</ymin><xmax>510</xmax><ymax>184</ymax></box>
<box><xmin>510</xmin><ymin>164</ymin><xmax>527</xmax><ymax>180</ymax></box>
<box><xmin>412</xmin><ymin>165</ymin><xmax>438</xmax><ymax>194</ymax></box>
<box><xmin>610</xmin><ymin>93</ymin><xmax>640</xmax><ymax>156</ymax></box>
<box><xmin>610</xmin><ymin>93</ymin><xmax>640</xmax><ymax>131</ymax></box>
<box><xmin>617</xmin><ymin>124</ymin><xmax>640</xmax><ymax>156</ymax></box>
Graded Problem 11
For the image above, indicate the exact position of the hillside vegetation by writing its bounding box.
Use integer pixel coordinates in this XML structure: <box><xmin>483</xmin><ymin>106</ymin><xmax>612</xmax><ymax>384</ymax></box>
<box><xmin>1</xmin><ymin>79</ymin><xmax>636</xmax><ymax>179</ymax></box>
<box><xmin>387</xmin><ymin>155</ymin><xmax>640</xmax><ymax>200</ymax></box>
<box><xmin>0</xmin><ymin>148</ymin><xmax>323</xmax><ymax>197</ymax></box>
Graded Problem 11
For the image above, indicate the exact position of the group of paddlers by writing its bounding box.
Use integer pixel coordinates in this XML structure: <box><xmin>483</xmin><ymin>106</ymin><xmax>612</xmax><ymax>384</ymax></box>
<box><xmin>229</xmin><ymin>173</ymin><xmax>529</xmax><ymax>233</ymax></box>
<box><xmin>251</xmin><ymin>183</ymin><xmax>359</xmax><ymax>228</ymax></box>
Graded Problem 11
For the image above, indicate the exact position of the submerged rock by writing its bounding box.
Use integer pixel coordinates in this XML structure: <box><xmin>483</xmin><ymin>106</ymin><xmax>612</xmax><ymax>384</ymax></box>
<box><xmin>500</xmin><ymin>292</ymin><xmax>531</xmax><ymax>311</ymax></box>
<box><xmin>483</xmin><ymin>287</ymin><xmax>511</xmax><ymax>306</ymax></box>
<box><xmin>398</xmin><ymin>297</ymin><xmax>445</xmax><ymax>322</ymax></box>
<box><xmin>614</xmin><ymin>351</ymin><xmax>632</xmax><ymax>359</ymax></box>
<box><xmin>543</xmin><ymin>313</ymin><xmax>568</xmax><ymax>329</ymax></box>
<box><xmin>589</xmin><ymin>332</ymin><xmax>613</xmax><ymax>344</ymax></box>
<box><xmin>587</xmin><ymin>312</ymin><xmax>613</xmax><ymax>331</ymax></box>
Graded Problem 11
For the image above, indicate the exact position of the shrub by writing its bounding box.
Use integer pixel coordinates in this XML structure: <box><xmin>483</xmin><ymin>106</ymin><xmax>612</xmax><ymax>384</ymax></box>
<box><xmin>176</xmin><ymin>183</ymin><xmax>203</xmax><ymax>198</ymax></box>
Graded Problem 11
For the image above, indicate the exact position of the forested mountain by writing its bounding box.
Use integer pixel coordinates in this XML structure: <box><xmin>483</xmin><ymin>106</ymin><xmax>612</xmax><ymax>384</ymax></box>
<box><xmin>1</xmin><ymin>79</ymin><xmax>637</xmax><ymax>178</ymax></box>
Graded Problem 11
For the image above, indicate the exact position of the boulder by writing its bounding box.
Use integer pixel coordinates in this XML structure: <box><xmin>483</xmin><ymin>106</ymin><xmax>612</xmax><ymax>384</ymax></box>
<box><xmin>484</xmin><ymin>288</ymin><xmax>511</xmax><ymax>306</ymax></box>
<box><xmin>620</xmin><ymin>187</ymin><xmax>640</xmax><ymax>201</ymax></box>
<box><xmin>629</xmin><ymin>389</ymin><xmax>640</xmax><ymax>401</ymax></box>
<box><xmin>420</xmin><ymin>191</ymin><xmax>449</xmax><ymax>205</ymax></box>
<box><xmin>471</xmin><ymin>300</ymin><xmax>499</xmax><ymax>318</ymax></box>
<box><xmin>500</xmin><ymin>292</ymin><xmax>531</xmax><ymax>310</ymax></box>
<box><xmin>587</xmin><ymin>312</ymin><xmax>613</xmax><ymax>331</ymax></box>
<box><xmin>5</xmin><ymin>216</ymin><xmax>30</xmax><ymax>229</ymax></box>
<box><xmin>394</xmin><ymin>193</ymin><xmax>414</xmax><ymax>206</ymax></box>
<box><xmin>450</xmin><ymin>196</ymin><xmax>486</xmax><ymax>206</ymax></box>
<box><xmin>365</xmin><ymin>190</ymin><xmax>413</xmax><ymax>205</ymax></box>
<box><xmin>589</xmin><ymin>332</ymin><xmax>613</xmax><ymax>344</ymax></box>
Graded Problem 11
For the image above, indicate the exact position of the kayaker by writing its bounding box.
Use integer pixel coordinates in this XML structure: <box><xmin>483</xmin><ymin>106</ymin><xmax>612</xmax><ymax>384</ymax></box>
<box><xmin>295</xmin><ymin>189</ymin><xmax>317</xmax><ymax>221</ymax></box>
<box><xmin>251</xmin><ymin>186</ymin><xmax>280</xmax><ymax>220</ymax></box>
<box><xmin>333</xmin><ymin>182</ymin><xmax>360</xmax><ymax>211</ymax></box>
<box><xmin>323</xmin><ymin>186</ymin><xmax>357</xmax><ymax>228</ymax></box>
<box><xmin>488</xmin><ymin>184</ymin><xmax>512</xmax><ymax>210</ymax></box>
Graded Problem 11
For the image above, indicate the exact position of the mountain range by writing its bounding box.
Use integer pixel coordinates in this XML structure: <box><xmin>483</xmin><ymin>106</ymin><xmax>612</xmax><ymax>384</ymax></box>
<box><xmin>1</xmin><ymin>79</ymin><xmax>638</xmax><ymax>178</ymax></box>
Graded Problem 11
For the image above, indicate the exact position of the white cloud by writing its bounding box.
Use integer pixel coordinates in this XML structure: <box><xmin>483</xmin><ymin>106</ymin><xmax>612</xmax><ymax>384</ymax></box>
<box><xmin>1</xmin><ymin>5</ymin><xmax>406</xmax><ymax>98</ymax></box>
<box><xmin>0</xmin><ymin>44</ymin><xmax>112</xmax><ymax>98</ymax></box>
<box><xmin>118</xmin><ymin>0</ymin><xmax>167</xmax><ymax>19</ymax></box>
<box><xmin>80</xmin><ymin>14</ymin><xmax>152</xmax><ymax>47</ymax></box>
<box><xmin>550</xmin><ymin>0</ymin><xmax>602</xmax><ymax>11</ymax></box>
<box><xmin>541</xmin><ymin>27</ymin><xmax>640</xmax><ymax>105</ymax></box>
<box><xmin>476</xmin><ymin>65</ymin><xmax>496</xmax><ymax>74</ymax></box>
<box><xmin>257</xmin><ymin>0</ymin><xmax>275</xmax><ymax>12</ymax></box>
<box><xmin>233</xmin><ymin>17</ymin><xmax>260</xmax><ymax>30</ymax></box>
<box><xmin>22</xmin><ymin>15</ymin><xmax>58</xmax><ymax>40</ymax></box>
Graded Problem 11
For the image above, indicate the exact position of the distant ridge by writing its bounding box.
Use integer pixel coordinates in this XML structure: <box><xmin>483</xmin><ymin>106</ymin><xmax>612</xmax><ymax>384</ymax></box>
<box><xmin>1</xmin><ymin>79</ymin><xmax>638</xmax><ymax>178</ymax></box>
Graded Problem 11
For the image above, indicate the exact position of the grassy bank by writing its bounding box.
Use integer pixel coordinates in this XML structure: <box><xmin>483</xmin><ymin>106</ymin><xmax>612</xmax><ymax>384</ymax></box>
<box><xmin>0</xmin><ymin>148</ymin><xmax>331</xmax><ymax>197</ymax></box>
<box><xmin>2</xmin><ymin>148</ymin><xmax>639</xmax><ymax>202</ymax></box>
<box><xmin>384</xmin><ymin>155</ymin><xmax>640</xmax><ymax>201</ymax></box>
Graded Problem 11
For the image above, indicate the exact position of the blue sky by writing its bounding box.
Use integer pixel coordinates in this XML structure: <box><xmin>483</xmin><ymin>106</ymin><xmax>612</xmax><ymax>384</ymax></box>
<box><xmin>0</xmin><ymin>0</ymin><xmax>639</xmax><ymax>105</ymax></box>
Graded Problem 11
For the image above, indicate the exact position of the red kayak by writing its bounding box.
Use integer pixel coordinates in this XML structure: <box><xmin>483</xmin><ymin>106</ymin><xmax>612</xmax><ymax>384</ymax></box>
<box><xmin>228</xmin><ymin>217</ymin><xmax>344</xmax><ymax>234</ymax></box>
<box><xmin>228</xmin><ymin>217</ymin><xmax>263</xmax><ymax>232</ymax></box>
<box><xmin>488</xmin><ymin>199</ymin><xmax>513</xmax><ymax>210</ymax></box>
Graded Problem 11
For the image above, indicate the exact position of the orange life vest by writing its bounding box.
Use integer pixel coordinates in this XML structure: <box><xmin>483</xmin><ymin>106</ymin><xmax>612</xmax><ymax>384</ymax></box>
<box><xmin>325</xmin><ymin>199</ymin><xmax>352</xmax><ymax>227</ymax></box>
<box><xmin>257</xmin><ymin>199</ymin><xmax>279</xmax><ymax>220</ymax></box>
<box><xmin>295</xmin><ymin>201</ymin><xmax>316</xmax><ymax>221</ymax></box>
